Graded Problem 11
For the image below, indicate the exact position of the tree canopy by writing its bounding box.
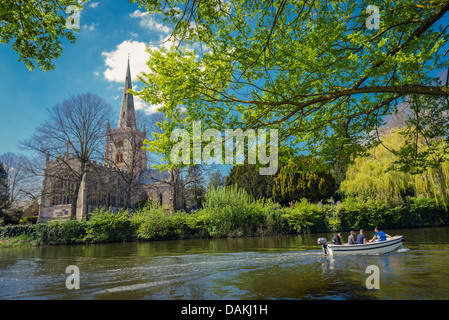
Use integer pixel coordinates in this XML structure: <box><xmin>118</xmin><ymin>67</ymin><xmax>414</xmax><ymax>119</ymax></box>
<box><xmin>225</xmin><ymin>163</ymin><xmax>275</xmax><ymax>199</ymax></box>
<box><xmin>341</xmin><ymin>128</ymin><xmax>449</xmax><ymax>208</ymax></box>
<box><xmin>272</xmin><ymin>156</ymin><xmax>336</xmax><ymax>204</ymax></box>
<box><xmin>0</xmin><ymin>0</ymin><xmax>81</xmax><ymax>71</ymax></box>
<box><xmin>133</xmin><ymin>0</ymin><xmax>449</xmax><ymax>172</ymax></box>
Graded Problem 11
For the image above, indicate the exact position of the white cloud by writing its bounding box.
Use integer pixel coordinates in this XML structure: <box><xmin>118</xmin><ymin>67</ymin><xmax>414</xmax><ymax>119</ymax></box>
<box><xmin>82</xmin><ymin>22</ymin><xmax>98</xmax><ymax>31</ymax></box>
<box><xmin>130</xmin><ymin>10</ymin><xmax>172</xmax><ymax>34</ymax></box>
<box><xmin>89</xmin><ymin>2</ymin><xmax>99</xmax><ymax>8</ymax></box>
<box><xmin>156</xmin><ymin>33</ymin><xmax>179</xmax><ymax>51</ymax></box>
<box><xmin>102</xmin><ymin>40</ymin><xmax>151</xmax><ymax>83</ymax></box>
<box><xmin>102</xmin><ymin>40</ymin><xmax>165</xmax><ymax>113</ymax></box>
<box><xmin>134</xmin><ymin>95</ymin><xmax>163</xmax><ymax>114</ymax></box>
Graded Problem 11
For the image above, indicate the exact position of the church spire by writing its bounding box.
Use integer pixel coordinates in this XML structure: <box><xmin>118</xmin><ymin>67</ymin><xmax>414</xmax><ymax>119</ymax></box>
<box><xmin>118</xmin><ymin>56</ymin><xmax>136</xmax><ymax>129</ymax></box>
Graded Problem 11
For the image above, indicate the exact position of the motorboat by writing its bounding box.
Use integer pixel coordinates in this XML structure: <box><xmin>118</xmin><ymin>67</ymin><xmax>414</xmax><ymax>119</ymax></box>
<box><xmin>317</xmin><ymin>235</ymin><xmax>404</xmax><ymax>255</ymax></box>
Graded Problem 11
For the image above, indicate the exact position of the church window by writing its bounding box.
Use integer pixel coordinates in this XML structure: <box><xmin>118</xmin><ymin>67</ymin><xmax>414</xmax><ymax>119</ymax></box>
<box><xmin>115</xmin><ymin>153</ymin><xmax>124</xmax><ymax>163</ymax></box>
<box><xmin>115</xmin><ymin>139</ymin><xmax>124</xmax><ymax>148</ymax></box>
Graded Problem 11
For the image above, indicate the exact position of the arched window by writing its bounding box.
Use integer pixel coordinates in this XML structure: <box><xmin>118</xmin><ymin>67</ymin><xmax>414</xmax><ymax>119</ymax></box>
<box><xmin>115</xmin><ymin>153</ymin><xmax>124</xmax><ymax>163</ymax></box>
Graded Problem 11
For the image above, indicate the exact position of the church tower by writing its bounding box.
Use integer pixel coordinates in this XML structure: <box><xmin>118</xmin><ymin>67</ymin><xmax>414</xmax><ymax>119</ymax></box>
<box><xmin>105</xmin><ymin>58</ymin><xmax>147</xmax><ymax>174</ymax></box>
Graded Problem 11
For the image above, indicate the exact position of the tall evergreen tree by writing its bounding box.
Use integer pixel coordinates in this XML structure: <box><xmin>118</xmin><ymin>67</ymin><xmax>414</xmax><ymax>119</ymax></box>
<box><xmin>272</xmin><ymin>157</ymin><xmax>336</xmax><ymax>205</ymax></box>
<box><xmin>225</xmin><ymin>163</ymin><xmax>275</xmax><ymax>200</ymax></box>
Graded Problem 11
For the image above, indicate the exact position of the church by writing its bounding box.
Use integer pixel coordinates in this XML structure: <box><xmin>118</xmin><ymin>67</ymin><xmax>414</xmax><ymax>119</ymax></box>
<box><xmin>38</xmin><ymin>59</ymin><xmax>181</xmax><ymax>222</ymax></box>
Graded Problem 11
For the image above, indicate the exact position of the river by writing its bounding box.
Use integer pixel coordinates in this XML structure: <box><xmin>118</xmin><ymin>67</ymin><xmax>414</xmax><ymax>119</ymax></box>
<box><xmin>0</xmin><ymin>226</ymin><xmax>448</xmax><ymax>300</ymax></box>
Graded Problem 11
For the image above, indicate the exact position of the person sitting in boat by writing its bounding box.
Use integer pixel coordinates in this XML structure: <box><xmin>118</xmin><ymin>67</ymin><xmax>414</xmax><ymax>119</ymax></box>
<box><xmin>357</xmin><ymin>229</ymin><xmax>367</xmax><ymax>244</ymax></box>
<box><xmin>348</xmin><ymin>230</ymin><xmax>357</xmax><ymax>245</ymax></box>
<box><xmin>332</xmin><ymin>232</ymin><xmax>343</xmax><ymax>245</ymax></box>
<box><xmin>369</xmin><ymin>227</ymin><xmax>391</xmax><ymax>242</ymax></box>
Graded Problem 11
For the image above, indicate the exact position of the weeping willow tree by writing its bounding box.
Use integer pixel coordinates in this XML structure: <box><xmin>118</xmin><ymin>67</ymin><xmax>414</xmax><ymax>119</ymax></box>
<box><xmin>341</xmin><ymin>129</ymin><xmax>449</xmax><ymax>208</ymax></box>
<box><xmin>341</xmin><ymin>131</ymin><xmax>413</xmax><ymax>201</ymax></box>
<box><xmin>413</xmin><ymin>162</ymin><xmax>449</xmax><ymax>208</ymax></box>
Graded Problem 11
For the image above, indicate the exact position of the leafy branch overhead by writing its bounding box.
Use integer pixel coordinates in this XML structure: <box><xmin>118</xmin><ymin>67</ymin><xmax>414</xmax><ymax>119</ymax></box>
<box><xmin>0</xmin><ymin>0</ymin><xmax>82</xmax><ymax>71</ymax></box>
<box><xmin>132</xmin><ymin>0</ymin><xmax>449</xmax><ymax>170</ymax></box>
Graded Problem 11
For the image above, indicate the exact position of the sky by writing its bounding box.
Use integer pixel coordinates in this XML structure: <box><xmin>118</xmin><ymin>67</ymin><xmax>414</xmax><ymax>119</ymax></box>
<box><xmin>0</xmin><ymin>0</ymin><xmax>174</xmax><ymax>156</ymax></box>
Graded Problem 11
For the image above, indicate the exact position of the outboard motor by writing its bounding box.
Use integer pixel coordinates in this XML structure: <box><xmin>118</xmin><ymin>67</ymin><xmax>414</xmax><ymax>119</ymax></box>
<box><xmin>317</xmin><ymin>237</ymin><xmax>328</xmax><ymax>255</ymax></box>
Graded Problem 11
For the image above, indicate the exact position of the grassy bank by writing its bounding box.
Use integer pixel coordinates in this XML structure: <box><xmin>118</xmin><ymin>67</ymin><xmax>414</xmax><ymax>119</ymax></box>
<box><xmin>1</xmin><ymin>186</ymin><xmax>448</xmax><ymax>247</ymax></box>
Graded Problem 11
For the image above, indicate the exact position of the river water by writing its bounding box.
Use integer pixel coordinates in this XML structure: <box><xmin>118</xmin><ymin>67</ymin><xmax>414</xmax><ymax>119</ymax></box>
<box><xmin>0</xmin><ymin>226</ymin><xmax>448</xmax><ymax>300</ymax></box>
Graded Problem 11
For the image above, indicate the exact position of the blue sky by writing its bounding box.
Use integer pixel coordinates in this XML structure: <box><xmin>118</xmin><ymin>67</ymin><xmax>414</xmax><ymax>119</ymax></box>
<box><xmin>0</xmin><ymin>0</ymin><xmax>172</xmax><ymax>155</ymax></box>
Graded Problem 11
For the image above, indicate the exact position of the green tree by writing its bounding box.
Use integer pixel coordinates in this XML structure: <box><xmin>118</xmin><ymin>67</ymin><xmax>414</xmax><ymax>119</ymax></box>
<box><xmin>340</xmin><ymin>128</ymin><xmax>449</xmax><ymax>208</ymax></box>
<box><xmin>2</xmin><ymin>208</ymin><xmax>23</xmax><ymax>225</ymax></box>
<box><xmin>133</xmin><ymin>0</ymin><xmax>449</xmax><ymax>172</ymax></box>
<box><xmin>0</xmin><ymin>0</ymin><xmax>82</xmax><ymax>71</ymax></box>
<box><xmin>273</xmin><ymin>157</ymin><xmax>336</xmax><ymax>205</ymax></box>
<box><xmin>225</xmin><ymin>163</ymin><xmax>275</xmax><ymax>200</ymax></box>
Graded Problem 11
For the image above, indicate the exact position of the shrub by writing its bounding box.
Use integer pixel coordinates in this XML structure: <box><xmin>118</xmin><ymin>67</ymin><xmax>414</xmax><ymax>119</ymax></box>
<box><xmin>83</xmin><ymin>208</ymin><xmax>134</xmax><ymax>243</ymax></box>
<box><xmin>198</xmin><ymin>185</ymin><xmax>285</xmax><ymax>237</ymax></box>
<box><xmin>37</xmin><ymin>220</ymin><xmax>87</xmax><ymax>245</ymax></box>
<box><xmin>405</xmin><ymin>196</ymin><xmax>448</xmax><ymax>227</ymax></box>
<box><xmin>183</xmin><ymin>212</ymin><xmax>209</xmax><ymax>238</ymax></box>
<box><xmin>130</xmin><ymin>204</ymin><xmax>186</xmax><ymax>240</ymax></box>
<box><xmin>0</xmin><ymin>224</ymin><xmax>38</xmax><ymax>238</ymax></box>
<box><xmin>2</xmin><ymin>208</ymin><xmax>24</xmax><ymax>225</ymax></box>
<box><xmin>282</xmin><ymin>198</ymin><xmax>327</xmax><ymax>233</ymax></box>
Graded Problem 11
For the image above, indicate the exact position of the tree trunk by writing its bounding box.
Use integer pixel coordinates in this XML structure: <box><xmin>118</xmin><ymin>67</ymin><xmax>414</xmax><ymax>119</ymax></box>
<box><xmin>70</xmin><ymin>162</ymin><xmax>86</xmax><ymax>220</ymax></box>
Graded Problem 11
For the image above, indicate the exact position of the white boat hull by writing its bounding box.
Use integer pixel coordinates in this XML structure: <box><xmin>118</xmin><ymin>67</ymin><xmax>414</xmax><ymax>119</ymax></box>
<box><xmin>322</xmin><ymin>236</ymin><xmax>404</xmax><ymax>255</ymax></box>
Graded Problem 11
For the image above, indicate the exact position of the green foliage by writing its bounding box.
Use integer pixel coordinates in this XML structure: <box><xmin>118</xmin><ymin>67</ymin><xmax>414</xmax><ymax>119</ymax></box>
<box><xmin>341</xmin><ymin>129</ymin><xmax>449</xmax><ymax>209</ymax></box>
<box><xmin>279</xmin><ymin>194</ymin><xmax>449</xmax><ymax>233</ymax></box>
<box><xmin>273</xmin><ymin>157</ymin><xmax>336</xmax><ymax>205</ymax></box>
<box><xmin>0</xmin><ymin>225</ymin><xmax>38</xmax><ymax>238</ymax></box>
<box><xmin>200</xmin><ymin>185</ymin><xmax>285</xmax><ymax>237</ymax></box>
<box><xmin>1</xmin><ymin>208</ymin><xmax>24</xmax><ymax>225</ymax></box>
<box><xmin>225</xmin><ymin>164</ymin><xmax>275</xmax><ymax>200</ymax></box>
<box><xmin>37</xmin><ymin>220</ymin><xmax>87</xmax><ymax>245</ymax></box>
<box><xmin>282</xmin><ymin>198</ymin><xmax>327</xmax><ymax>233</ymax></box>
<box><xmin>1</xmin><ymin>187</ymin><xmax>448</xmax><ymax>247</ymax></box>
<box><xmin>405</xmin><ymin>196</ymin><xmax>449</xmax><ymax>227</ymax></box>
<box><xmin>0</xmin><ymin>0</ymin><xmax>81</xmax><ymax>71</ymax></box>
<box><xmin>131</xmin><ymin>204</ymin><xmax>186</xmax><ymax>240</ymax></box>
<box><xmin>134</xmin><ymin>198</ymin><xmax>152</xmax><ymax>211</ymax></box>
<box><xmin>133</xmin><ymin>0</ymin><xmax>449</xmax><ymax>171</ymax></box>
<box><xmin>83</xmin><ymin>208</ymin><xmax>134</xmax><ymax>243</ymax></box>
<box><xmin>392</xmin><ymin>95</ymin><xmax>449</xmax><ymax>174</ymax></box>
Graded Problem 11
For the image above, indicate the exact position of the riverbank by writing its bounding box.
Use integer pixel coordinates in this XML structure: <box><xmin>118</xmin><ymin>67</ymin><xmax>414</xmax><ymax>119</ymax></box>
<box><xmin>2</xmin><ymin>186</ymin><xmax>449</xmax><ymax>248</ymax></box>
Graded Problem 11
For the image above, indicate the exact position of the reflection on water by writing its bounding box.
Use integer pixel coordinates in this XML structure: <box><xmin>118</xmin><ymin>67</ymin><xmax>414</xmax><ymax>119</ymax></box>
<box><xmin>1</xmin><ymin>227</ymin><xmax>449</xmax><ymax>299</ymax></box>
